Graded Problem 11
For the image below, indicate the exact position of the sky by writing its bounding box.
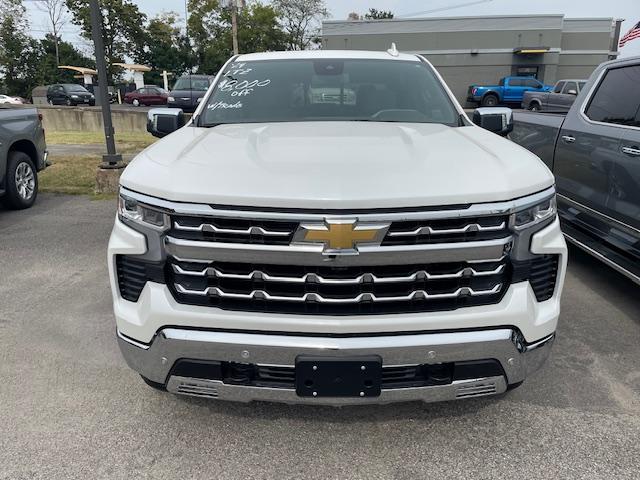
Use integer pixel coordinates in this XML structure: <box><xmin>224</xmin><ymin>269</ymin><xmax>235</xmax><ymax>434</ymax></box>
<box><xmin>24</xmin><ymin>0</ymin><xmax>640</xmax><ymax>59</ymax></box>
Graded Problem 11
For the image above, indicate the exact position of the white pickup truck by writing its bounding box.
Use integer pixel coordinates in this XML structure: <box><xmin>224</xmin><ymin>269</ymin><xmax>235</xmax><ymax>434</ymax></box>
<box><xmin>109</xmin><ymin>50</ymin><xmax>566</xmax><ymax>405</ymax></box>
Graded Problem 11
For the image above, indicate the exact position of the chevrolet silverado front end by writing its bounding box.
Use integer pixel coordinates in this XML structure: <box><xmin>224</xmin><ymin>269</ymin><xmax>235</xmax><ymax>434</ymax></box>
<box><xmin>109</xmin><ymin>51</ymin><xmax>566</xmax><ymax>405</ymax></box>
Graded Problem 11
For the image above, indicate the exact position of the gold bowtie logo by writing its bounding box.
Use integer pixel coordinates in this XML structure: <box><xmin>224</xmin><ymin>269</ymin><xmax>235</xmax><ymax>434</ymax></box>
<box><xmin>296</xmin><ymin>220</ymin><xmax>389</xmax><ymax>252</ymax></box>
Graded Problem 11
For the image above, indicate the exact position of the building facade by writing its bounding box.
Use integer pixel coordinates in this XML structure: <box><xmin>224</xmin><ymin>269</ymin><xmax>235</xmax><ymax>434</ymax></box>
<box><xmin>322</xmin><ymin>15</ymin><xmax>622</xmax><ymax>104</ymax></box>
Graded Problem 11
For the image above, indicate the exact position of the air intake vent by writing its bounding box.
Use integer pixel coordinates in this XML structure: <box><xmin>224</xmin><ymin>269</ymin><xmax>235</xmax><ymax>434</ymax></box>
<box><xmin>115</xmin><ymin>255</ymin><xmax>165</xmax><ymax>302</ymax></box>
<box><xmin>529</xmin><ymin>255</ymin><xmax>559</xmax><ymax>301</ymax></box>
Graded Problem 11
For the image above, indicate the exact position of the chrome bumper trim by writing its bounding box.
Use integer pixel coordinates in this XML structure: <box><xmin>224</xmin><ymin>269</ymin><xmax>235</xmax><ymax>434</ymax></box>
<box><xmin>165</xmin><ymin>375</ymin><xmax>508</xmax><ymax>405</ymax></box>
<box><xmin>118</xmin><ymin>327</ymin><xmax>555</xmax><ymax>405</ymax></box>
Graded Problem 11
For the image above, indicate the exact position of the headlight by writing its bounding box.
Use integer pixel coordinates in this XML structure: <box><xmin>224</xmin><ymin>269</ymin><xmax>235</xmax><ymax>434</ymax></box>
<box><xmin>511</xmin><ymin>195</ymin><xmax>556</xmax><ymax>230</ymax></box>
<box><xmin>168</xmin><ymin>96</ymin><xmax>175</xmax><ymax>102</ymax></box>
<box><xmin>118</xmin><ymin>192</ymin><xmax>169</xmax><ymax>230</ymax></box>
<box><xmin>71</xmin><ymin>94</ymin><xmax>79</xmax><ymax>98</ymax></box>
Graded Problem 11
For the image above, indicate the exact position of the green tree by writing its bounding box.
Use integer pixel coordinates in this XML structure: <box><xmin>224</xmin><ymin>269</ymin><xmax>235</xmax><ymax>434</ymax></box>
<box><xmin>143</xmin><ymin>12</ymin><xmax>193</xmax><ymax>85</ymax></box>
<box><xmin>0</xmin><ymin>0</ymin><xmax>46</xmax><ymax>98</ymax></box>
<box><xmin>65</xmin><ymin>0</ymin><xmax>147</xmax><ymax>82</ymax></box>
<box><xmin>188</xmin><ymin>0</ymin><xmax>287</xmax><ymax>74</ymax></box>
<box><xmin>40</xmin><ymin>34</ymin><xmax>95</xmax><ymax>85</ymax></box>
<box><xmin>364</xmin><ymin>8</ymin><xmax>394</xmax><ymax>20</ymax></box>
<box><xmin>271</xmin><ymin>0</ymin><xmax>328</xmax><ymax>50</ymax></box>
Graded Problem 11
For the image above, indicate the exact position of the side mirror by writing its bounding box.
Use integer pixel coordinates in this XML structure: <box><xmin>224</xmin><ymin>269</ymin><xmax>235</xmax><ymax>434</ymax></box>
<box><xmin>147</xmin><ymin>108</ymin><xmax>185</xmax><ymax>138</ymax></box>
<box><xmin>567</xmin><ymin>89</ymin><xmax>578</xmax><ymax>96</ymax></box>
<box><xmin>472</xmin><ymin>107</ymin><xmax>514</xmax><ymax>136</ymax></box>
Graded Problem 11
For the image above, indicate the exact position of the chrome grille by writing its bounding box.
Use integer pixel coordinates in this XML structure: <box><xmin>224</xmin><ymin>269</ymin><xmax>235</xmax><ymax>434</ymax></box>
<box><xmin>170</xmin><ymin>215</ymin><xmax>298</xmax><ymax>245</ymax></box>
<box><xmin>167</xmin><ymin>257</ymin><xmax>510</xmax><ymax>315</ymax></box>
<box><xmin>383</xmin><ymin>215</ymin><xmax>510</xmax><ymax>245</ymax></box>
<box><xmin>168</xmin><ymin>213</ymin><xmax>510</xmax><ymax>247</ymax></box>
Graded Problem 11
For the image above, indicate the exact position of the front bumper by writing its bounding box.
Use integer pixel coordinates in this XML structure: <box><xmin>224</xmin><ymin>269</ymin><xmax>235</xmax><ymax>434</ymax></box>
<box><xmin>118</xmin><ymin>327</ymin><xmax>554</xmax><ymax>405</ymax></box>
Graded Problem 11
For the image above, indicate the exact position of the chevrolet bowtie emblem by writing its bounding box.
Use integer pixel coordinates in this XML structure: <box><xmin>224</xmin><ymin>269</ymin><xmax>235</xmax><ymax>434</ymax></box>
<box><xmin>294</xmin><ymin>220</ymin><xmax>390</xmax><ymax>254</ymax></box>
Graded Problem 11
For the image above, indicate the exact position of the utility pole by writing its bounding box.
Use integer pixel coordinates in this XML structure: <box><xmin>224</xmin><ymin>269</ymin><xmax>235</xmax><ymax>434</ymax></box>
<box><xmin>231</xmin><ymin>0</ymin><xmax>239</xmax><ymax>55</ymax></box>
<box><xmin>89</xmin><ymin>0</ymin><xmax>121</xmax><ymax>167</ymax></box>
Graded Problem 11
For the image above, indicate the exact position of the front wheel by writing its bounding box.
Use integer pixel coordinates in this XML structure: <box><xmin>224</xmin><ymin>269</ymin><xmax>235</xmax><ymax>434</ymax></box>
<box><xmin>2</xmin><ymin>151</ymin><xmax>38</xmax><ymax>209</ymax></box>
<box><xmin>65</xmin><ymin>98</ymin><xmax>72</xmax><ymax>106</ymax></box>
<box><xmin>132</xmin><ymin>98</ymin><xmax>140</xmax><ymax>107</ymax></box>
<box><xmin>529</xmin><ymin>103</ymin><xmax>541</xmax><ymax>112</ymax></box>
<box><xmin>481</xmin><ymin>95</ymin><xmax>499</xmax><ymax>107</ymax></box>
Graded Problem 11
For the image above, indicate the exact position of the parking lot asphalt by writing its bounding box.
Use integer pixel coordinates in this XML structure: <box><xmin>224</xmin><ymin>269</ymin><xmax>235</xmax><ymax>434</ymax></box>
<box><xmin>1</xmin><ymin>194</ymin><xmax>639</xmax><ymax>480</ymax></box>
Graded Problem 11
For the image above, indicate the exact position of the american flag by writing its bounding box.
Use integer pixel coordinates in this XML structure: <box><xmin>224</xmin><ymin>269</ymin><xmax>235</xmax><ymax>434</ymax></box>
<box><xmin>619</xmin><ymin>21</ymin><xmax>640</xmax><ymax>48</ymax></box>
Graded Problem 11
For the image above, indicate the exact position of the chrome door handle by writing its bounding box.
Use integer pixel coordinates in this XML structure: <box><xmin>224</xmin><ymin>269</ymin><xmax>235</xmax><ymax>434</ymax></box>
<box><xmin>561</xmin><ymin>135</ymin><xmax>576</xmax><ymax>143</ymax></box>
<box><xmin>621</xmin><ymin>146</ymin><xmax>640</xmax><ymax>156</ymax></box>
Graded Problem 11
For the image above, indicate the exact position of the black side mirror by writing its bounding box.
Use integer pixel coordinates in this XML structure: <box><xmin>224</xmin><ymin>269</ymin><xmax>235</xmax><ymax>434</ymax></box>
<box><xmin>472</xmin><ymin>107</ymin><xmax>514</xmax><ymax>136</ymax></box>
<box><xmin>147</xmin><ymin>108</ymin><xmax>185</xmax><ymax>138</ymax></box>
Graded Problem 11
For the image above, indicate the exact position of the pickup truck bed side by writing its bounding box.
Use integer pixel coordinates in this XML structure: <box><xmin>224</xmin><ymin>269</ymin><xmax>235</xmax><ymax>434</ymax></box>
<box><xmin>510</xmin><ymin>57</ymin><xmax>640</xmax><ymax>284</ymax></box>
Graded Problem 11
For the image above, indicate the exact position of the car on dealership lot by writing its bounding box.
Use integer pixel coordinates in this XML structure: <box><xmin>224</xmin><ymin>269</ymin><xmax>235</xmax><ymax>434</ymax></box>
<box><xmin>521</xmin><ymin>79</ymin><xmax>587</xmax><ymax>112</ymax></box>
<box><xmin>46</xmin><ymin>83</ymin><xmax>95</xmax><ymax>106</ymax></box>
<box><xmin>167</xmin><ymin>74</ymin><xmax>215</xmax><ymax>112</ymax></box>
<box><xmin>0</xmin><ymin>106</ymin><xmax>48</xmax><ymax>209</ymax></box>
<box><xmin>0</xmin><ymin>94</ymin><xmax>24</xmax><ymax>105</ymax></box>
<box><xmin>467</xmin><ymin>76</ymin><xmax>553</xmax><ymax>107</ymax></box>
<box><xmin>510</xmin><ymin>56</ymin><xmax>639</xmax><ymax>284</ymax></box>
<box><xmin>111</xmin><ymin>50</ymin><xmax>566</xmax><ymax>405</ymax></box>
<box><xmin>124</xmin><ymin>86</ymin><xmax>169</xmax><ymax>107</ymax></box>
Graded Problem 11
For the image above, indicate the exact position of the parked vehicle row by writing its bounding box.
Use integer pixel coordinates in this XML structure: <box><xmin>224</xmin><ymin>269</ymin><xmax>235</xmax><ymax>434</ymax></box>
<box><xmin>510</xmin><ymin>56</ymin><xmax>640</xmax><ymax>284</ymax></box>
<box><xmin>522</xmin><ymin>79</ymin><xmax>587</xmax><ymax>112</ymax></box>
<box><xmin>0</xmin><ymin>107</ymin><xmax>47</xmax><ymax>209</ymax></box>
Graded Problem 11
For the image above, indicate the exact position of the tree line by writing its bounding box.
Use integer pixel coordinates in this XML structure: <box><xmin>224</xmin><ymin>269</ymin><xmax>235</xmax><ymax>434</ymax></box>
<box><xmin>0</xmin><ymin>0</ymin><xmax>332</xmax><ymax>99</ymax></box>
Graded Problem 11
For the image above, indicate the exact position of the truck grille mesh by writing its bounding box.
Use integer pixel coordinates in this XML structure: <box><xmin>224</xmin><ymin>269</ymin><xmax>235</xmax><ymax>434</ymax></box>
<box><xmin>167</xmin><ymin>257</ymin><xmax>510</xmax><ymax>315</ymax></box>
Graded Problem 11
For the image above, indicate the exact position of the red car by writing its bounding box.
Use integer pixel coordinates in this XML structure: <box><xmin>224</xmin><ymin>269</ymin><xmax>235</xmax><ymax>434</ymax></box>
<box><xmin>124</xmin><ymin>86</ymin><xmax>169</xmax><ymax>106</ymax></box>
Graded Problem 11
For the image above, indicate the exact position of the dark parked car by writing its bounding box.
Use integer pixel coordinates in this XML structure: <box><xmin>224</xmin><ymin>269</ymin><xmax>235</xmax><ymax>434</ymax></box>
<box><xmin>46</xmin><ymin>84</ymin><xmax>95</xmax><ymax>106</ymax></box>
<box><xmin>167</xmin><ymin>75</ymin><xmax>214</xmax><ymax>112</ymax></box>
<box><xmin>509</xmin><ymin>56</ymin><xmax>640</xmax><ymax>284</ymax></box>
<box><xmin>521</xmin><ymin>79</ymin><xmax>587</xmax><ymax>112</ymax></box>
<box><xmin>124</xmin><ymin>86</ymin><xmax>169</xmax><ymax>106</ymax></box>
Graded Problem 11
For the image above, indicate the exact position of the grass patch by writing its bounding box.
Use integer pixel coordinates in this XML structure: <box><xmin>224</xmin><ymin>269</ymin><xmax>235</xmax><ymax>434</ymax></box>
<box><xmin>46</xmin><ymin>130</ymin><xmax>156</xmax><ymax>153</ymax></box>
<box><xmin>39</xmin><ymin>154</ymin><xmax>104</xmax><ymax>196</ymax></box>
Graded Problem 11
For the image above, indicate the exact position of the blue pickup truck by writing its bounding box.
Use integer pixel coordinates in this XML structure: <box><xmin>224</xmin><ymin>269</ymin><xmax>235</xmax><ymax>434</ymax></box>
<box><xmin>467</xmin><ymin>76</ymin><xmax>552</xmax><ymax>107</ymax></box>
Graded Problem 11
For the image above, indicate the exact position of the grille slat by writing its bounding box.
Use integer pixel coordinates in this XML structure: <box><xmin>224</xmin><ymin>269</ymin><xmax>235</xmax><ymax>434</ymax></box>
<box><xmin>170</xmin><ymin>216</ymin><xmax>297</xmax><ymax>245</ymax></box>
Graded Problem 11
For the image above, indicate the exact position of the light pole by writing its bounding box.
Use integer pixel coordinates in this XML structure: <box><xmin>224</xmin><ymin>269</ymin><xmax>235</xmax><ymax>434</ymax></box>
<box><xmin>231</xmin><ymin>0</ymin><xmax>239</xmax><ymax>55</ymax></box>
<box><xmin>89</xmin><ymin>0</ymin><xmax>122</xmax><ymax>167</ymax></box>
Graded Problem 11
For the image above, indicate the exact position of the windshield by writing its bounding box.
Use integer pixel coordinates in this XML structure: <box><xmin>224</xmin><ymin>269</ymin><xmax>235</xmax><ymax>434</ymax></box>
<box><xmin>65</xmin><ymin>84</ymin><xmax>88</xmax><ymax>92</ymax></box>
<box><xmin>200</xmin><ymin>59</ymin><xmax>459</xmax><ymax>126</ymax></box>
<box><xmin>173</xmin><ymin>77</ymin><xmax>210</xmax><ymax>91</ymax></box>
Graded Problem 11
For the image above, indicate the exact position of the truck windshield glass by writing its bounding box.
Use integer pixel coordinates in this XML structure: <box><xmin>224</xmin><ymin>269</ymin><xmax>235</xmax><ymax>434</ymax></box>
<box><xmin>200</xmin><ymin>59</ymin><xmax>459</xmax><ymax>126</ymax></box>
<box><xmin>173</xmin><ymin>78</ymin><xmax>210</xmax><ymax>91</ymax></box>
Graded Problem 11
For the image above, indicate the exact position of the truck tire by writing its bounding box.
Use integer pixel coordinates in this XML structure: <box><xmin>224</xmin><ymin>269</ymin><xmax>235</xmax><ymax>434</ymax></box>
<box><xmin>481</xmin><ymin>94</ymin><xmax>499</xmax><ymax>107</ymax></box>
<box><xmin>140</xmin><ymin>375</ymin><xmax>166</xmax><ymax>391</ymax></box>
<box><xmin>2</xmin><ymin>151</ymin><xmax>38</xmax><ymax>210</ymax></box>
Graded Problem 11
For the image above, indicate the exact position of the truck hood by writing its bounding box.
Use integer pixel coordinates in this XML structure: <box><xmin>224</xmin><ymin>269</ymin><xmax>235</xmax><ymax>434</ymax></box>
<box><xmin>121</xmin><ymin>122</ymin><xmax>554</xmax><ymax>209</ymax></box>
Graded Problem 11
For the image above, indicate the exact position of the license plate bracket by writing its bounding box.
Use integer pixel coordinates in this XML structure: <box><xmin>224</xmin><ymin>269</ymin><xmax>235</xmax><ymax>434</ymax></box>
<box><xmin>295</xmin><ymin>356</ymin><xmax>382</xmax><ymax>398</ymax></box>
